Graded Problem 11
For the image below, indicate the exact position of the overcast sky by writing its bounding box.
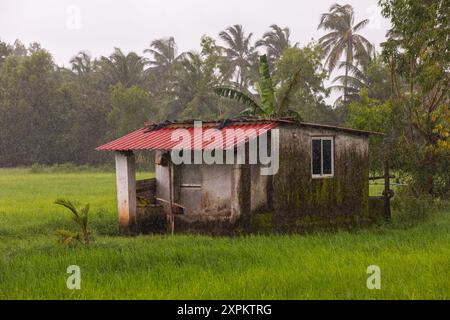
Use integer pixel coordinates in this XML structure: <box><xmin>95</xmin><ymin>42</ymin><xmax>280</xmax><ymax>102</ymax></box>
<box><xmin>1</xmin><ymin>0</ymin><xmax>390</xmax><ymax>67</ymax></box>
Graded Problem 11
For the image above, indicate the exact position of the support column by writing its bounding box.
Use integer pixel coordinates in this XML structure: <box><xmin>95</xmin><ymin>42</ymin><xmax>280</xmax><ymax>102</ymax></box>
<box><xmin>231</xmin><ymin>164</ymin><xmax>251</xmax><ymax>223</ymax></box>
<box><xmin>115</xmin><ymin>151</ymin><xmax>136</xmax><ymax>233</ymax></box>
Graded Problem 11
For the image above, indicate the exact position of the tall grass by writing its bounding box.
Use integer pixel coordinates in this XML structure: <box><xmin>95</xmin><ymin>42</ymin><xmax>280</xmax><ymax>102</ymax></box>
<box><xmin>0</xmin><ymin>168</ymin><xmax>448</xmax><ymax>299</ymax></box>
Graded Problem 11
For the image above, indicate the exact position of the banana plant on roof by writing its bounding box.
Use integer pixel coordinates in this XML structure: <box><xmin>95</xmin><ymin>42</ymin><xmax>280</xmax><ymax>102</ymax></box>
<box><xmin>214</xmin><ymin>54</ymin><xmax>302</xmax><ymax>119</ymax></box>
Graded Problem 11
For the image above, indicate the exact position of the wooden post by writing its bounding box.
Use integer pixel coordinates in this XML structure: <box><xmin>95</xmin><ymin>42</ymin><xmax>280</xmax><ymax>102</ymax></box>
<box><xmin>115</xmin><ymin>151</ymin><xmax>136</xmax><ymax>233</ymax></box>
<box><xmin>383</xmin><ymin>160</ymin><xmax>392</xmax><ymax>221</ymax></box>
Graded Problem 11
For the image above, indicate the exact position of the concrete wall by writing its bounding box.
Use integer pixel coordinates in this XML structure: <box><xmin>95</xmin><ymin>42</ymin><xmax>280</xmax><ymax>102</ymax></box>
<box><xmin>201</xmin><ymin>164</ymin><xmax>232</xmax><ymax>215</ymax></box>
<box><xmin>155</xmin><ymin>151</ymin><xmax>233</xmax><ymax>217</ymax></box>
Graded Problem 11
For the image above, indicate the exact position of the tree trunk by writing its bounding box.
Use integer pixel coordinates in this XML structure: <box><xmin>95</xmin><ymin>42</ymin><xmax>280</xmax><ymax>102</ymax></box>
<box><xmin>344</xmin><ymin>55</ymin><xmax>349</xmax><ymax>105</ymax></box>
<box><xmin>344</xmin><ymin>64</ymin><xmax>348</xmax><ymax>104</ymax></box>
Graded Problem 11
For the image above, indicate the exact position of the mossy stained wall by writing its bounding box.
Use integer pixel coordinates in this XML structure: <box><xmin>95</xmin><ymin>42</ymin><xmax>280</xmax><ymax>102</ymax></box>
<box><xmin>272</xmin><ymin>126</ymin><xmax>369</xmax><ymax>229</ymax></box>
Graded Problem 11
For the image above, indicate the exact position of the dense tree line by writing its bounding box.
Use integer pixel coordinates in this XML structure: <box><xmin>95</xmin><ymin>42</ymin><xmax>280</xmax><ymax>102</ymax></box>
<box><xmin>0</xmin><ymin>1</ymin><xmax>448</xmax><ymax>196</ymax></box>
<box><xmin>0</xmin><ymin>24</ymin><xmax>334</xmax><ymax>166</ymax></box>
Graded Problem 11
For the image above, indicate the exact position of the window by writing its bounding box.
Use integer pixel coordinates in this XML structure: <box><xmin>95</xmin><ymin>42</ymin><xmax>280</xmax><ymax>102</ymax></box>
<box><xmin>311</xmin><ymin>137</ymin><xmax>334</xmax><ymax>178</ymax></box>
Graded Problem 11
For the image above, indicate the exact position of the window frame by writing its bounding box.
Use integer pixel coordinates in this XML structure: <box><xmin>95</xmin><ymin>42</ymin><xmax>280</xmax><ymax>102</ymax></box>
<box><xmin>311</xmin><ymin>136</ymin><xmax>334</xmax><ymax>179</ymax></box>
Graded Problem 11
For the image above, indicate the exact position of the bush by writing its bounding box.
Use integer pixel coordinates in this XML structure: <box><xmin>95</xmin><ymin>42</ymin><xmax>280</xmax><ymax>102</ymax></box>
<box><xmin>391</xmin><ymin>187</ymin><xmax>450</xmax><ymax>226</ymax></box>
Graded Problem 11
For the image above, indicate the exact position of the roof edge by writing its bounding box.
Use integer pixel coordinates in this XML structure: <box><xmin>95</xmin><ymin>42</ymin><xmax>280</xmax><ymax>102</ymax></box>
<box><xmin>142</xmin><ymin>118</ymin><xmax>384</xmax><ymax>136</ymax></box>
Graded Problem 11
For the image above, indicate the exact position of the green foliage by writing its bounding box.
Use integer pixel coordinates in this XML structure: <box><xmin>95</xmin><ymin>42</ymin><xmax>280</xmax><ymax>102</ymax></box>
<box><xmin>318</xmin><ymin>4</ymin><xmax>374</xmax><ymax>71</ymax></box>
<box><xmin>347</xmin><ymin>90</ymin><xmax>393</xmax><ymax>132</ymax></box>
<box><xmin>55</xmin><ymin>229</ymin><xmax>81</xmax><ymax>246</ymax></box>
<box><xmin>256</xmin><ymin>55</ymin><xmax>275</xmax><ymax>114</ymax></box>
<box><xmin>346</xmin><ymin>92</ymin><xmax>403</xmax><ymax>170</ymax></box>
<box><xmin>391</xmin><ymin>187</ymin><xmax>450</xmax><ymax>226</ymax></box>
<box><xmin>99</xmin><ymin>48</ymin><xmax>147</xmax><ymax>88</ymax></box>
<box><xmin>107</xmin><ymin>85</ymin><xmax>151</xmax><ymax>138</ymax></box>
<box><xmin>0</xmin><ymin>49</ymin><xmax>69</xmax><ymax>166</ymax></box>
<box><xmin>379</xmin><ymin>0</ymin><xmax>450</xmax><ymax>197</ymax></box>
<box><xmin>54</xmin><ymin>199</ymin><xmax>91</xmax><ymax>245</ymax></box>
<box><xmin>330</xmin><ymin>56</ymin><xmax>392</xmax><ymax>106</ymax></box>
<box><xmin>219</xmin><ymin>24</ymin><xmax>257</xmax><ymax>89</ymax></box>
<box><xmin>175</xmin><ymin>49</ymin><xmax>232</xmax><ymax>119</ymax></box>
<box><xmin>255</xmin><ymin>24</ymin><xmax>296</xmax><ymax>66</ymax></box>
<box><xmin>215</xmin><ymin>52</ymin><xmax>330</xmax><ymax>120</ymax></box>
<box><xmin>214</xmin><ymin>87</ymin><xmax>262</xmax><ymax>114</ymax></box>
<box><xmin>275</xmin><ymin>46</ymin><xmax>334</xmax><ymax>123</ymax></box>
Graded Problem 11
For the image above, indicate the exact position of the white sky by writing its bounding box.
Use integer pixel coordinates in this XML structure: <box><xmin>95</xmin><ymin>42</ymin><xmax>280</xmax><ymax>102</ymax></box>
<box><xmin>1</xmin><ymin>0</ymin><xmax>390</xmax><ymax>66</ymax></box>
<box><xmin>0</xmin><ymin>0</ymin><xmax>391</xmax><ymax>103</ymax></box>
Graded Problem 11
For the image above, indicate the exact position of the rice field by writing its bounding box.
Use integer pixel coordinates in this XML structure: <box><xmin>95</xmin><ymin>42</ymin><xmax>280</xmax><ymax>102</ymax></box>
<box><xmin>0</xmin><ymin>168</ymin><xmax>448</xmax><ymax>299</ymax></box>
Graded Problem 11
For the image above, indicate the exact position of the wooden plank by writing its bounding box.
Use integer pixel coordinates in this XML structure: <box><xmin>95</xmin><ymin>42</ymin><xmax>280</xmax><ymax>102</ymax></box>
<box><xmin>369</xmin><ymin>175</ymin><xmax>395</xmax><ymax>180</ymax></box>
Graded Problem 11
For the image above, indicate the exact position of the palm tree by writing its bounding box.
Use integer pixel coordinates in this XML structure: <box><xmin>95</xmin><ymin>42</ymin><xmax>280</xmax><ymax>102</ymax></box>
<box><xmin>256</xmin><ymin>25</ymin><xmax>297</xmax><ymax>64</ymax></box>
<box><xmin>99</xmin><ymin>48</ymin><xmax>146</xmax><ymax>87</ymax></box>
<box><xmin>144</xmin><ymin>37</ymin><xmax>181</xmax><ymax>78</ymax></box>
<box><xmin>219</xmin><ymin>24</ymin><xmax>257</xmax><ymax>90</ymax></box>
<box><xmin>330</xmin><ymin>61</ymin><xmax>368</xmax><ymax>105</ymax></box>
<box><xmin>173</xmin><ymin>51</ymin><xmax>225</xmax><ymax>119</ymax></box>
<box><xmin>214</xmin><ymin>55</ymin><xmax>303</xmax><ymax>119</ymax></box>
<box><xmin>70</xmin><ymin>51</ymin><xmax>93</xmax><ymax>76</ymax></box>
<box><xmin>54</xmin><ymin>199</ymin><xmax>91</xmax><ymax>245</ymax></box>
<box><xmin>318</xmin><ymin>3</ymin><xmax>374</xmax><ymax>104</ymax></box>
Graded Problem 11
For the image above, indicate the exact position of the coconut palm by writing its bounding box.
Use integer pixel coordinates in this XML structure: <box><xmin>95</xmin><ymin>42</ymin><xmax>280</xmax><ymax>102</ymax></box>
<box><xmin>318</xmin><ymin>3</ymin><xmax>374</xmax><ymax>103</ymax></box>
<box><xmin>70</xmin><ymin>51</ymin><xmax>93</xmax><ymax>76</ymax></box>
<box><xmin>173</xmin><ymin>52</ymin><xmax>225</xmax><ymax>118</ymax></box>
<box><xmin>219</xmin><ymin>24</ymin><xmax>257</xmax><ymax>90</ymax></box>
<box><xmin>144</xmin><ymin>37</ymin><xmax>181</xmax><ymax>78</ymax></box>
<box><xmin>256</xmin><ymin>24</ymin><xmax>297</xmax><ymax>64</ymax></box>
<box><xmin>99</xmin><ymin>48</ymin><xmax>146</xmax><ymax>87</ymax></box>
<box><xmin>54</xmin><ymin>199</ymin><xmax>91</xmax><ymax>246</ymax></box>
<box><xmin>330</xmin><ymin>61</ymin><xmax>368</xmax><ymax>105</ymax></box>
<box><xmin>214</xmin><ymin>55</ymin><xmax>303</xmax><ymax>119</ymax></box>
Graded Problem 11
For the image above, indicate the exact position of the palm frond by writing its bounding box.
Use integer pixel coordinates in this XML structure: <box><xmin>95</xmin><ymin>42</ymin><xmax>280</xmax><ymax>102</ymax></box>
<box><xmin>214</xmin><ymin>87</ymin><xmax>262</xmax><ymax>112</ymax></box>
<box><xmin>336</xmin><ymin>61</ymin><xmax>368</xmax><ymax>81</ymax></box>
<box><xmin>324</xmin><ymin>38</ymin><xmax>346</xmax><ymax>72</ymax></box>
<box><xmin>352</xmin><ymin>19</ymin><xmax>369</xmax><ymax>32</ymax></box>
<box><xmin>54</xmin><ymin>199</ymin><xmax>79</xmax><ymax>218</ymax></box>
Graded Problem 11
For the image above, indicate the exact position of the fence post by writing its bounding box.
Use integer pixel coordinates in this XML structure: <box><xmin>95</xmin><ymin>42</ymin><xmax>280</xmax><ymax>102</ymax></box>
<box><xmin>383</xmin><ymin>160</ymin><xmax>392</xmax><ymax>221</ymax></box>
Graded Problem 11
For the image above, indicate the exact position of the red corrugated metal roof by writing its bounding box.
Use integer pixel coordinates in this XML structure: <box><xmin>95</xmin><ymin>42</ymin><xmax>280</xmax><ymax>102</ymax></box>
<box><xmin>96</xmin><ymin>122</ymin><xmax>278</xmax><ymax>151</ymax></box>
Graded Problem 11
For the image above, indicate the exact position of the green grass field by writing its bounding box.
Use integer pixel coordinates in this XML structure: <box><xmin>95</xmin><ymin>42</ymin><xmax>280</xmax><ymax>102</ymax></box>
<box><xmin>0</xmin><ymin>168</ymin><xmax>448</xmax><ymax>299</ymax></box>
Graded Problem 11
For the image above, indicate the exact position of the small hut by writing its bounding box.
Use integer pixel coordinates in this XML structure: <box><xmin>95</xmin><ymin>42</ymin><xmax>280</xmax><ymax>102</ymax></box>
<box><xmin>96</xmin><ymin>118</ymin><xmax>384</xmax><ymax>234</ymax></box>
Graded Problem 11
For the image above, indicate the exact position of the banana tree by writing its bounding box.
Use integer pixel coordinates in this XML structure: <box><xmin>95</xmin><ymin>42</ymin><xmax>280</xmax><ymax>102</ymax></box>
<box><xmin>214</xmin><ymin>54</ymin><xmax>302</xmax><ymax>119</ymax></box>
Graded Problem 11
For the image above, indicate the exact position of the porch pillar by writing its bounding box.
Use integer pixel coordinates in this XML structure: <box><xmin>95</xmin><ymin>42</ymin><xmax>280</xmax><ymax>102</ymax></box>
<box><xmin>115</xmin><ymin>151</ymin><xmax>136</xmax><ymax>233</ymax></box>
<box><xmin>230</xmin><ymin>164</ymin><xmax>251</xmax><ymax>223</ymax></box>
